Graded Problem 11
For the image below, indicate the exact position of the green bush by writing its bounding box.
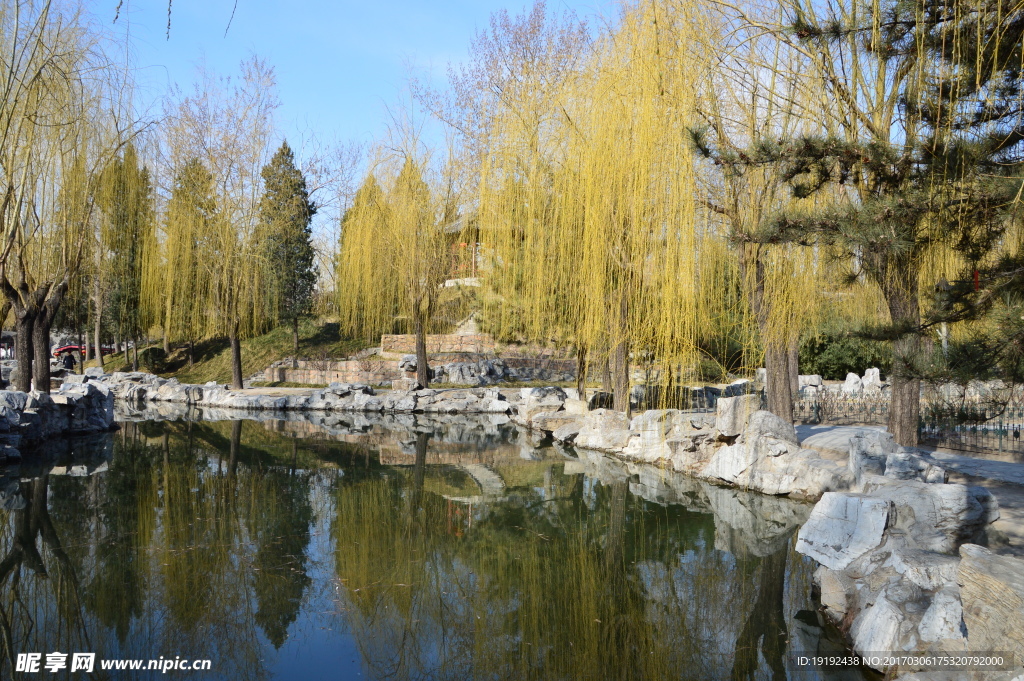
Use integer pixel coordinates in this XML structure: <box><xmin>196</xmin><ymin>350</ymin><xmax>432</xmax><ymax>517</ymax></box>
<box><xmin>800</xmin><ymin>333</ymin><xmax>891</xmax><ymax>380</ymax></box>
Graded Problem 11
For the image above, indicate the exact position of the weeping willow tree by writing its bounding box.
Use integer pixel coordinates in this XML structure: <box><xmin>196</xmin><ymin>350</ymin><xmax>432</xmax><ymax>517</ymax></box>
<box><xmin>477</xmin><ymin>1</ymin><xmax>733</xmax><ymax>412</ymax></box>
<box><xmin>0</xmin><ymin>0</ymin><xmax>134</xmax><ymax>392</ymax></box>
<box><xmin>149</xmin><ymin>58</ymin><xmax>279</xmax><ymax>388</ymax></box>
<box><xmin>337</xmin><ymin>155</ymin><xmax>452</xmax><ymax>388</ymax></box>
<box><xmin>686</xmin><ymin>7</ymin><xmax>841</xmax><ymax>421</ymax></box>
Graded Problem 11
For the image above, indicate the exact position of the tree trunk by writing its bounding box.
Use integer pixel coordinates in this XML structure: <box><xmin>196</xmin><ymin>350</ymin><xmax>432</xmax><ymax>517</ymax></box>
<box><xmin>93</xmin><ymin>277</ymin><xmax>103</xmax><ymax>370</ymax></box>
<box><xmin>292</xmin><ymin>316</ymin><xmax>299</xmax><ymax>368</ymax></box>
<box><xmin>163</xmin><ymin>330</ymin><xmax>169</xmax><ymax>354</ymax></box>
<box><xmin>32</xmin><ymin>283</ymin><xmax>68</xmax><ymax>394</ymax></box>
<box><xmin>132</xmin><ymin>338</ymin><xmax>139</xmax><ymax>372</ymax></box>
<box><xmin>788</xmin><ymin>336</ymin><xmax>800</xmax><ymax>399</ymax></box>
<box><xmin>610</xmin><ymin>290</ymin><xmax>630</xmax><ymax>415</ymax></box>
<box><xmin>414</xmin><ymin>313</ymin><xmax>430</xmax><ymax>389</ymax></box>
<box><xmin>83</xmin><ymin>331</ymin><xmax>90</xmax><ymax>364</ymax></box>
<box><xmin>742</xmin><ymin>244</ymin><xmax>793</xmax><ymax>422</ymax></box>
<box><xmin>575</xmin><ymin>345</ymin><xmax>588</xmax><ymax>409</ymax></box>
<box><xmin>885</xmin><ymin>281</ymin><xmax>921</xmax><ymax>447</ymax></box>
<box><xmin>601</xmin><ymin>357</ymin><xmax>613</xmax><ymax>394</ymax></box>
<box><xmin>32</xmin><ymin>316</ymin><xmax>52</xmax><ymax>394</ymax></box>
<box><xmin>77</xmin><ymin>328</ymin><xmax>84</xmax><ymax>374</ymax></box>
<box><xmin>229</xmin><ymin>323</ymin><xmax>244</xmax><ymax>390</ymax></box>
<box><xmin>14</xmin><ymin>310</ymin><xmax>35</xmax><ymax>393</ymax></box>
<box><xmin>765</xmin><ymin>341</ymin><xmax>793</xmax><ymax>422</ymax></box>
<box><xmin>123</xmin><ymin>335</ymin><xmax>130</xmax><ymax>365</ymax></box>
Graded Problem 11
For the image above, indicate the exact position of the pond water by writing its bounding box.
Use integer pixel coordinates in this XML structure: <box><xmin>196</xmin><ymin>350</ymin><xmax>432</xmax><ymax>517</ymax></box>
<box><xmin>0</xmin><ymin>409</ymin><xmax>870</xmax><ymax>680</ymax></box>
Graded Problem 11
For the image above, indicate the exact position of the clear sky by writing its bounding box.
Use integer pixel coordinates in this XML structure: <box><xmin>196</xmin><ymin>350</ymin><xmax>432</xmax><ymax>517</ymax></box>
<box><xmin>113</xmin><ymin>0</ymin><xmax>619</xmax><ymax>150</ymax></box>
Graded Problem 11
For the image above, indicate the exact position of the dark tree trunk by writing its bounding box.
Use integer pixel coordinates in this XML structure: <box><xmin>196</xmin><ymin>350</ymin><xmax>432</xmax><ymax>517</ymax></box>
<box><xmin>742</xmin><ymin>244</ymin><xmax>793</xmax><ymax>422</ymax></box>
<box><xmin>32</xmin><ymin>283</ymin><xmax>68</xmax><ymax>394</ymax></box>
<box><xmin>229</xmin><ymin>324</ymin><xmax>244</xmax><ymax>390</ymax></box>
<box><xmin>575</xmin><ymin>345</ymin><xmax>588</xmax><ymax>409</ymax></box>
<box><xmin>414</xmin><ymin>313</ymin><xmax>429</xmax><ymax>389</ymax></box>
<box><xmin>132</xmin><ymin>338</ymin><xmax>139</xmax><ymax>371</ymax></box>
<box><xmin>885</xmin><ymin>277</ymin><xmax>921</xmax><ymax>447</ymax></box>
<box><xmin>601</xmin><ymin>357</ymin><xmax>613</xmax><ymax>394</ymax></box>
<box><xmin>32</xmin><ymin>319</ymin><xmax>52</xmax><ymax>393</ymax></box>
<box><xmin>788</xmin><ymin>336</ymin><xmax>800</xmax><ymax>398</ymax></box>
<box><xmin>14</xmin><ymin>310</ymin><xmax>35</xmax><ymax>393</ymax></box>
<box><xmin>765</xmin><ymin>341</ymin><xmax>793</xmax><ymax>423</ymax></box>
<box><xmin>610</xmin><ymin>290</ymin><xmax>630</xmax><ymax>415</ymax></box>
<box><xmin>292</xmin><ymin>317</ymin><xmax>300</xmax><ymax>368</ymax></box>
<box><xmin>123</xmin><ymin>335</ymin><xmax>130</xmax><ymax>365</ymax></box>
<box><xmin>77</xmin><ymin>329</ymin><xmax>84</xmax><ymax>374</ymax></box>
<box><xmin>93</xmin><ymin>278</ymin><xmax>103</xmax><ymax>370</ymax></box>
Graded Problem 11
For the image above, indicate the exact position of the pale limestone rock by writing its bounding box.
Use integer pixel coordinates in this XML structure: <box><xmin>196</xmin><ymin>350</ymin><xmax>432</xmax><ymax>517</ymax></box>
<box><xmin>889</xmin><ymin>548</ymin><xmax>960</xmax><ymax>590</ymax></box>
<box><xmin>795</xmin><ymin>493</ymin><xmax>891</xmax><ymax>570</ymax></box>
<box><xmin>531</xmin><ymin>411</ymin><xmax>582</xmax><ymax>433</ymax></box>
<box><xmin>863</xmin><ymin>367</ymin><xmax>883</xmax><ymax>391</ymax></box>
<box><xmin>884</xmin><ymin>448</ymin><xmax>947</xmax><ymax>484</ymax></box>
<box><xmin>842</xmin><ymin>372</ymin><xmax>863</xmax><ymax>394</ymax></box>
<box><xmin>862</xmin><ymin>477</ymin><xmax>999</xmax><ymax>553</ymax></box>
<box><xmin>563</xmin><ymin>398</ymin><xmax>588</xmax><ymax>415</ymax></box>
<box><xmin>714</xmin><ymin>394</ymin><xmax>760</xmax><ymax>438</ymax></box>
<box><xmin>918</xmin><ymin>586</ymin><xmax>965</xmax><ymax>643</ymax></box>
<box><xmin>517</xmin><ymin>387</ymin><xmax>567</xmax><ymax>421</ymax></box>
<box><xmin>815</xmin><ymin>565</ymin><xmax>855</xmax><ymax>617</ymax></box>
<box><xmin>849</xmin><ymin>429</ymin><xmax>899</xmax><ymax>483</ymax></box>
<box><xmin>573</xmin><ymin>409</ymin><xmax>633</xmax><ymax>453</ymax></box>
<box><xmin>957</xmin><ymin>544</ymin><xmax>1024</xmax><ymax>666</ymax></box>
<box><xmin>851</xmin><ymin>595</ymin><xmax>904</xmax><ymax>661</ymax></box>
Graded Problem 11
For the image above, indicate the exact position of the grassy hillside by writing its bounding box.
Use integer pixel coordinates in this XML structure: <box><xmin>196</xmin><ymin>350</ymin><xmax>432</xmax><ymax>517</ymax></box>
<box><xmin>92</xmin><ymin>320</ymin><xmax>372</xmax><ymax>385</ymax></box>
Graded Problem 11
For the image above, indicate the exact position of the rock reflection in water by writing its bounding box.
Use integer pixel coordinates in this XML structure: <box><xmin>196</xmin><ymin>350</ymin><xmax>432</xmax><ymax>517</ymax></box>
<box><xmin>0</xmin><ymin>412</ymin><xmax>866</xmax><ymax>680</ymax></box>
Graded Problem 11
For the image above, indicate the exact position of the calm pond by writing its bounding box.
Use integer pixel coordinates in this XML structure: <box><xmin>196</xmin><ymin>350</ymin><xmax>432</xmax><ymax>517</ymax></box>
<box><xmin>0</xmin><ymin>408</ymin><xmax>869</xmax><ymax>680</ymax></box>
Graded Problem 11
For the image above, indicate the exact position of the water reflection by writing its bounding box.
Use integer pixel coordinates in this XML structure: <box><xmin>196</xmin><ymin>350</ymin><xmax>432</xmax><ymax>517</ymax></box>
<box><xmin>0</xmin><ymin>413</ymin><xmax>867</xmax><ymax>680</ymax></box>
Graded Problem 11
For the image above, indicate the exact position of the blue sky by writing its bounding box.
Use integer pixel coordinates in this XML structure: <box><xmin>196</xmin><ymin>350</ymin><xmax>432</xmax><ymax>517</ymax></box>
<box><xmin>113</xmin><ymin>0</ymin><xmax>618</xmax><ymax>150</ymax></box>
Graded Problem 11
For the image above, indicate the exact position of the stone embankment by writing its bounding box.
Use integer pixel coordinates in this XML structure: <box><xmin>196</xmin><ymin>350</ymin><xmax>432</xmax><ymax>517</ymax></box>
<box><xmin>0</xmin><ymin>375</ymin><xmax>115</xmax><ymax>462</ymax></box>
<box><xmin>96</xmin><ymin>371</ymin><xmax>1024</xmax><ymax>677</ymax></box>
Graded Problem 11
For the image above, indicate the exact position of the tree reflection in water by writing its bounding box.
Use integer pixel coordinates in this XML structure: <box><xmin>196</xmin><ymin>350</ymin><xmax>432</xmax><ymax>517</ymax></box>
<box><xmin>0</xmin><ymin>415</ymin><xmax>855</xmax><ymax>680</ymax></box>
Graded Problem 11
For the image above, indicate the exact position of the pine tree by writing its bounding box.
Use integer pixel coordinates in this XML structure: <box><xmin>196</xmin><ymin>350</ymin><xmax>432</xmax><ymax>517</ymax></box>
<box><xmin>743</xmin><ymin>0</ymin><xmax>1024</xmax><ymax>445</ymax></box>
<box><xmin>259</xmin><ymin>141</ymin><xmax>317</xmax><ymax>361</ymax></box>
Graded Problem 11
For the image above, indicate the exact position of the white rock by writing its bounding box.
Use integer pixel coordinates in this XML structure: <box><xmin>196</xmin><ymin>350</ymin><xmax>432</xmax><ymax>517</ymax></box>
<box><xmin>863</xmin><ymin>367</ymin><xmax>883</xmax><ymax>390</ymax></box>
<box><xmin>919</xmin><ymin>587</ymin><xmax>965</xmax><ymax>643</ymax></box>
<box><xmin>715</xmin><ymin>394</ymin><xmax>760</xmax><ymax>438</ymax></box>
<box><xmin>796</xmin><ymin>493</ymin><xmax>891</xmax><ymax>570</ymax></box>
<box><xmin>851</xmin><ymin>595</ymin><xmax>903</xmax><ymax>662</ymax></box>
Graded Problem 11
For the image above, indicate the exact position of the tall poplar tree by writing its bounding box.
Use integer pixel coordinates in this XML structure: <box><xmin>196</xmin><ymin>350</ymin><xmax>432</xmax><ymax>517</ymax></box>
<box><xmin>259</xmin><ymin>141</ymin><xmax>317</xmax><ymax>359</ymax></box>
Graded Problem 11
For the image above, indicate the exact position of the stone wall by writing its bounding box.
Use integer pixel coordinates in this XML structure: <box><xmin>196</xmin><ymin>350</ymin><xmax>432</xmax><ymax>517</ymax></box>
<box><xmin>381</xmin><ymin>333</ymin><xmax>497</xmax><ymax>354</ymax></box>
<box><xmin>264</xmin><ymin>360</ymin><xmax>400</xmax><ymax>386</ymax></box>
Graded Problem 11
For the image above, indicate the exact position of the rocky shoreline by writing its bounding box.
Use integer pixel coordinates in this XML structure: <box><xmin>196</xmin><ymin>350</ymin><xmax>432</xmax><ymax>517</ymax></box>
<box><xmin>0</xmin><ymin>375</ymin><xmax>115</xmax><ymax>462</ymax></box>
<box><xmin>63</xmin><ymin>371</ymin><xmax>1024</xmax><ymax>677</ymax></box>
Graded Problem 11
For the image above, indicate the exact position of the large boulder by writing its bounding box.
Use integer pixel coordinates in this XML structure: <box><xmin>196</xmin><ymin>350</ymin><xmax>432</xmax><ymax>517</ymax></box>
<box><xmin>517</xmin><ymin>387</ymin><xmax>567</xmax><ymax>421</ymax></box>
<box><xmin>861</xmin><ymin>477</ymin><xmax>998</xmax><ymax>554</ymax></box>
<box><xmin>957</xmin><ymin>544</ymin><xmax>1024</xmax><ymax>666</ymax></box>
<box><xmin>573</xmin><ymin>409</ymin><xmax>633</xmax><ymax>453</ymax></box>
<box><xmin>714</xmin><ymin>394</ymin><xmax>760</xmax><ymax>438</ymax></box>
<box><xmin>795</xmin><ymin>492</ymin><xmax>891</xmax><ymax>570</ymax></box>
<box><xmin>849</xmin><ymin>429</ymin><xmax>898</xmax><ymax>483</ymax></box>
<box><xmin>842</xmin><ymin>372</ymin><xmax>863</xmax><ymax>394</ymax></box>
<box><xmin>701</xmin><ymin>410</ymin><xmax>852</xmax><ymax>499</ymax></box>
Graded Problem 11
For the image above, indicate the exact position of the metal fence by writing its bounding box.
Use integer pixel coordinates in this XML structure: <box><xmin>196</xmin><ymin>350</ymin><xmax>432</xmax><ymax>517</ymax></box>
<box><xmin>794</xmin><ymin>393</ymin><xmax>1024</xmax><ymax>458</ymax></box>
